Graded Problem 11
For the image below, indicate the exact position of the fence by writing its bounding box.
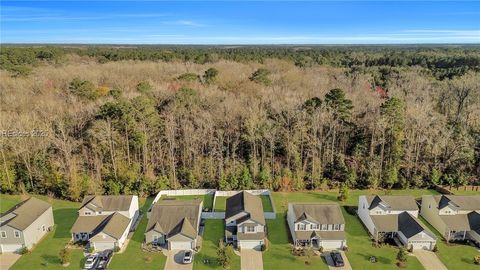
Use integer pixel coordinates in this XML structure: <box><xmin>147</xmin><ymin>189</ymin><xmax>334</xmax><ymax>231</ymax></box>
<box><xmin>213</xmin><ymin>189</ymin><xmax>277</xmax><ymax>220</ymax></box>
<box><xmin>152</xmin><ymin>189</ymin><xmax>216</xmax><ymax>205</ymax></box>
<box><xmin>201</xmin><ymin>212</ymin><xmax>225</xmax><ymax>219</ymax></box>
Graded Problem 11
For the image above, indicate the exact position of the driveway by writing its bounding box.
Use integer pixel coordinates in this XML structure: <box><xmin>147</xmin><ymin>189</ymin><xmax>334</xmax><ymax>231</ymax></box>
<box><xmin>241</xmin><ymin>249</ymin><xmax>263</xmax><ymax>270</ymax></box>
<box><xmin>413</xmin><ymin>250</ymin><xmax>448</xmax><ymax>270</ymax></box>
<box><xmin>0</xmin><ymin>253</ymin><xmax>21</xmax><ymax>270</ymax></box>
<box><xmin>322</xmin><ymin>251</ymin><xmax>352</xmax><ymax>270</ymax></box>
<box><xmin>164</xmin><ymin>250</ymin><xmax>193</xmax><ymax>270</ymax></box>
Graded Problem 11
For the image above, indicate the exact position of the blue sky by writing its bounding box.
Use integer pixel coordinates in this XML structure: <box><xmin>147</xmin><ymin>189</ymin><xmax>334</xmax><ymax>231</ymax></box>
<box><xmin>1</xmin><ymin>1</ymin><xmax>479</xmax><ymax>44</ymax></box>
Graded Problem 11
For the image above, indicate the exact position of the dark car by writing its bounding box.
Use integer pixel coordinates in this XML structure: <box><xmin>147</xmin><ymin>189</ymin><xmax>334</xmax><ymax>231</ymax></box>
<box><xmin>95</xmin><ymin>250</ymin><xmax>113</xmax><ymax>269</ymax></box>
<box><xmin>330</xmin><ymin>251</ymin><xmax>345</xmax><ymax>267</ymax></box>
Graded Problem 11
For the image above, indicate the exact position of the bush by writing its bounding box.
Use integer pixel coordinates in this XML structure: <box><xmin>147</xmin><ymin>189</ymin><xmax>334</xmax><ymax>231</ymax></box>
<box><xmin>177</xmin><ymin>72</ymin><xmax>199</xmax><ymax>82</ymax></box>
<box><xmin>136</xmin><ymin>81</ymin><xmax>152</xmax><ymax>93</ymax></box>
<box><xmin>396</xmin><ymin>247</ymin><xmax>407</xmax><ymax>267</ymax></box>
<box><xmin>217</xmin><ymin>244</ymin><xmax>234</xmax><ymax>269</ymax></box>
<box><xmin>203</xmin><ymin>68</ymin><xmax>218</xmax><ymax>84</ymax></box>
<box><xmin>88</xmin><ymin>247</ymin><xmax>94</xmax><ymax>253</ymax></box>
<box><xmin>18</xmin><ymin>247</ymin><xmax>29</xmax><ymax>255</ymax></box>
<box><xmin>249</xmin><ymin>68</ymin><xmax>271</xmax><ymax>86</ymax></box>
<box><xmin>432</xmin><ymin>244</ymin><xmax>438</xmax><ymax>252</ymax></box>
<box><xmin>407</xmin><ymin>245</ymin><xmax>413</xmax><ymax>253</ymax></box>
<box><xmin>144</xmin><ymin>256</ymin><xmax>153</xmax><ymax>263</ymax></box>
<box><xmin>69</xmin><ymin>78</ymin><xmax>98</xmax><ymax>100</ymax></box>
<box><xmin>59</xmin><ymin>248</ymin><xmax>71</xmax><ymax>265</ymax></box>
<box><xmin>114</xmin><ymin>246</ymin><xmax>120</xmax><ymax>252</ymax></box>
<box><xmin>474</xmin><ymin>255</ymin><xmax>480</xmax><ymax>265</ymax></box>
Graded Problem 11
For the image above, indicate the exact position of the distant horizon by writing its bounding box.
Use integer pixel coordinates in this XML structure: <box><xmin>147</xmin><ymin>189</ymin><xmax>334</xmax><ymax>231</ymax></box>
<box><xmin>1</xmin><ymin>1</ymin><xmax>479</xmax><ymax>44</ymax></box>
<box><xmin>1</xmin><ymin>43</ymin><xmax>479</xmax><ymax>46</ymax></box>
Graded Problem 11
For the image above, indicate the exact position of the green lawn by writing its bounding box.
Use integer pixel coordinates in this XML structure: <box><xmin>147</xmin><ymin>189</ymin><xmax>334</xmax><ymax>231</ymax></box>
<box><xmin>268</xmin><ymin>189</ymin><xmax>442</xmax><ymax>270</ymax></box>
<box><xmin>161</xmin><ymin>194</ymin><xmax>214</xmax><ymax>211</ymax></box>
<box><xmin>214</xmin><ymin>194</ymin><xmax>274</xmax><ymax>212</ymax></box>
<box><xmin>193</xmin><ymin>220</ymin><xmax>240</xmax><ymax>270</ymax></box>
<box><xmin>109</xmin><ymin>197</ymin><xmax>166</xmax><ymax>270</ymax></box>
<box><xmin>419</xmin><ymin>216</ymin><xmax>480</xmax><ymax>270</ymax></box>
<box><xmin>0</xmin><ymin>194</ymin><xmax>85</xmax><ymax>270</ymax></box>
<box><xmin>264</xmin><ymin>214</ymin><xmax>328</xmax><ymax>269</ymax></box>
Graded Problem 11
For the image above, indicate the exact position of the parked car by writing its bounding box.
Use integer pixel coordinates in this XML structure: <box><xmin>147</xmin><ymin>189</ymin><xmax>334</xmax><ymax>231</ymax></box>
<box><xmin>183</xmin><ymin>250</ymin><xmax>193</xmax><ymax>264</ymax></box>
<box><xmin>330</xmin><ymin>251</ymin><xmax>345</xmax><ymax>267</ymax></box>
<box><xmin>96</xmin><ymin>249</ymin><xmax>113</xmax><ymax>269</ymax></box>
<box><xmin>84</xmin><ymin>254</ymin><xmax>98</xmax><ymax>269</ymax></box>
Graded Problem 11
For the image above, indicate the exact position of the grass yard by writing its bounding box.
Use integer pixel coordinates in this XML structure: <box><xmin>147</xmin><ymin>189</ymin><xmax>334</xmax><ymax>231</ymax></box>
<box><xmin>418</xmin><ymin>216</ymin><xmax>480</xmax><ymax>270</ymax></box>
<box><xmin>264</xmin><ymin>214</ymin><xmax>328</xmax><ymax>269</ymax></box>
<box><xmin>214</xmin><ymin>194</ymin><xmax>274</xmax><ymax>212</ymax></box>
<box><xmin>193</xmin><ymin>219</ymin><xmax>240</xmax><ymax>270</ymax></box>
<box><xmin>109</xmin><ymin>197</ymin><xmax>166</xmax><ymax>270</ymax></box>
<box><xmin>267</xmin><ymin>189</ymin><xmax>442</xmax><ymax>270</ymax></box>
<box><xmin>0</xmin><ymin>194</ymin><xmax>85</xmax><ymax>270</ymax></box>
<box><xmin>161</xmin><ymin>194</ymin><xmax>214</xmax><ymax>210</ymax></box>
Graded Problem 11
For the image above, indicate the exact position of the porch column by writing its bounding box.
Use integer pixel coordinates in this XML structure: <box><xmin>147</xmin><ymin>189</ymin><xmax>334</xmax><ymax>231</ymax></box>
<box><xmin>463</xmin><ymin>231</ymin><xmax>466</xmax><ymax>240</ymax></box>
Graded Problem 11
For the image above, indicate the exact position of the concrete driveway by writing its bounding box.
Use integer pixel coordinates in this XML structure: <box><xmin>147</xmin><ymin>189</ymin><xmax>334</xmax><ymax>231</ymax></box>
<box><xmin>413</xmin><ymin>250</ymin><xmax>447</xmax><ymax>270</ymax></box>
<box><xmin>241</xmin><ymin>249</ymin><xmax>263</xmax><ymax>270</ymax></box>
<box><xmin>322</xmin><ymin>251</ymin><xmax>352</xmax><ymax>270</ymax></box>
<box><xmin>0</xmin><ymin>253</ymin><xmax>21</xmax><ymax>270</ymax></box>
<box><xmin>164</xmin><ymin>250</ymin><xmax>193</xmax><ymax>270</ymax></box>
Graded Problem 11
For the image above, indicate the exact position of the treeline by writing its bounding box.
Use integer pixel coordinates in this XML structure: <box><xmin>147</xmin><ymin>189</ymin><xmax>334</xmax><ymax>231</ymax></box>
<box><xmin>0</xmin><ymin>49</ymin><xmax>479</xmax><ymax>201</ymax></box>
<box><xmin>1</xmin><ymin>45</ymin><xmax>480</xmax><ymax>80</ymax></box>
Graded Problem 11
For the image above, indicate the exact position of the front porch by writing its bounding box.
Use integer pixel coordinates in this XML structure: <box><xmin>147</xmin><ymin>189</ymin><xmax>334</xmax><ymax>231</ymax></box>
<box><xmin>294</xmin><ymin>238</ymin><xmax>320</xmax><ymax>249</ymax></box>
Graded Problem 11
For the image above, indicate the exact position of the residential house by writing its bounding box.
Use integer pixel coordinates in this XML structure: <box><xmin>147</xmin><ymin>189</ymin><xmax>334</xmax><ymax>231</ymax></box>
<box><xmin>287</xmin><ymin>203</ymin><xmax>347</xmax><ymax>250</ymax></box>
<box><xmin>358</xmin><ymin>195</ymin><xmax>437</xmax><ymax>250</ymax></box>
<box><xmin>421</xmin><ymin>195</ymin><xmax>480</xmax><ymax>245</ymax></box>
<box><xmin>225</xmin><ymin>191</ymin><xmax>266</xmax><ymax>250</ymax></box>
<box><xmin>145</xmin><ymin>199</ymin><xmax>202</xmax><ymax>250</ymax></box>
<box><xmin>70</xmin><ymin>195</ymin><xmax>139</xmax><ymax>251</ymax></box>
<box><xmin>0</xmin><ymin>197</ymin><xmax>54</xmax><ymax>253</ymax></box>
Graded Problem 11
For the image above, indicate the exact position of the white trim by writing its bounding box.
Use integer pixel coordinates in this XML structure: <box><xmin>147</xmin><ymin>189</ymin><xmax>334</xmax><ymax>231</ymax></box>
<box><xmin>0</xmin><ymin>231</ymin><xmax>6</xmax><ymax>238</ymax></box>
<box><xmin>14</xmin><ymin>230</ymin><xmax>20</xmax><ymax>238</ymax></box>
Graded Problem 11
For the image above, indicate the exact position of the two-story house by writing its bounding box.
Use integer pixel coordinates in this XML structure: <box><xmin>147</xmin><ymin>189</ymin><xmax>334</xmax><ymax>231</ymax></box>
<box><xmin>0</xmin><ymin>197</ymin><xmax>54</xmax><ymax>253</ymax></box>
<box><xmin>287</xmin><ymin>203</ymin><xmax>347</xmax><ymax>250</ymax></box>
<box><xmin>421</xmin><ymin>195</ymin><xmax>480</xmax><ymax>245</ymax></box>
<box><xmin>358</xmin><ymin>195</ymin><xmax>436</xmax><ymax>250</ymax></box>
<box><xmin>145</xmin><ymin>199</ymin><xmax>203</xmax><ymax>250</ymax></box>
<box><xmin>70</xmin><ymin>195</ymin><xmax>139</xmax><ymax>251</ymax></box>
<box><xmin>225</xmin><ymin>191</ymin><xmax>266</xmax><ymax>250</ymax></box>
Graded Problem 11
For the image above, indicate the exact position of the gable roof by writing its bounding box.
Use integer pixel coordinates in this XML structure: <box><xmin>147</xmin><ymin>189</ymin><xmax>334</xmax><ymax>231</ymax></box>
<box><xmin>370</xmin><ymin>211</ymin><xmax>435</xmax><ymax>240</ymax></box>
<box><xmin>71</xmin><ymin>212</ymin><xmax>131</xmax><ymax>240</ymax></box>
<box><xmin>366</xmin><ymin>195</ymin><xmax>418</xmax><ymax>211</ymax></box>
<box><xmin>290</xmin><ymin>203</ymin><xmax>345</xmax><ymax>224</ymax></box>
<box><xmin>146</xmin><ymin>199</ymin><xmax>201</xmax><ymax>240</ymax></box>
<box><xmin>434</xmin><ymin>195</ymin><xmax>480</xmax><ymax>211</ymax></box>
<box><xmin>468</xmin><ymin>211</ymin><xmax>480</xmax><ymax>233</ymax></box>
<box><xmin>225</xmin><ymin>191</ymin><xmax>265</xmax><ymax>225</ymax></box>
<box><xmin>0</xmin><ymin>197</ymin><xmax>52</xmax><ymax>231</ymax></box>
<box><xmin>80</xmin><ymin>195</ymin><xmax>134</xmax><ymax>212</ymax></box>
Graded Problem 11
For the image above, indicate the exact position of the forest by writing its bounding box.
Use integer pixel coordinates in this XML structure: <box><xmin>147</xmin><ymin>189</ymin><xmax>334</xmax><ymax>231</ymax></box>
<box><xmin>0</xmin><ymin>45</ymin><xmax>479</xmax><ymax>200</ymax></box>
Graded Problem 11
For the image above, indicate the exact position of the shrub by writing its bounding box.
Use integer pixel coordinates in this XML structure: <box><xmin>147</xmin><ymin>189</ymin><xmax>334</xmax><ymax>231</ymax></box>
<box><xmin>88</xmin><ymin>247</ymin><xmax>94</xmax><ymax>253</ymax></box>
<box><xmin>144</xmin><ymin>256</ymin><xmax>153</xmax><ymax>263</ymax></box>
<box><xmin>177</xmin><ymin>72</ymin><xmax>199</xmax><ymax>82</ymax></box>
<box><xmin>59</xmin><ymin>247</ymin><xmax>71</xmax><ymax>265</ymax></box>
<box><xmin>474</xmin><ymin>255</ymin><xmax>480</xmax><ymax>265</ymax></box>
<box><xmin>203</xmin><ymin>68</ymin><xmax>218</xmax><ymax>84</ymax></box>
<box><xmin>114</xmin><ymin>246</ymin><xmax>120</xmax><ymax>252</ymax></box>
<box><xmin>407</xmin><ymin>245</ymin><xmax>413</xmax><ymax>253</ymax></box>
<box><xmin>396</xmin><ymin>247</ymin><xmax>407</xmax><ymax>268</ymax></box>
<box><xmin>69</xmin><ymin>78</ymin><xmax>98</xmax><ymax>100</ymax></box>
<box><xmin>136</xmin><ymin>81</ymin><xmax>152</xmax><ymax>93</ymax></box>
<box><xmin>249</xmin><ymin>68</ymin><xmax>271</xmax><ymax>86</ymax></box>
<box><xmin>432</xmin><ymin>244</ymin><xmax>438</xmax><ymax>252</ymax></box>
<box><xmin>217</xmin><ymin>244</ymin><xmax>234</xmax><ymax>269</ymax></box>
<box><xmin>96</xmin><ymin>86</ymin><xmax>111</xmax><ymax>96</ymax></box>
<box><xmin>18</xmin><ymin>247</ymin><xmax>29</xmax><ymax>255</ymax></box>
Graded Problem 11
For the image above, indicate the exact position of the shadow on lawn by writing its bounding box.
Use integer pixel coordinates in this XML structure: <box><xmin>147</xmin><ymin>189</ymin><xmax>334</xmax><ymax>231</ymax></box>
<box><xmin>41</xmin><ymin>254</ymin><xmax>61</xmax><ymax>265</ymax></box>
<box><xmin>53</xmin><ymin>208</ymin><xmax>78</xmax><ymax>238</ymax></box>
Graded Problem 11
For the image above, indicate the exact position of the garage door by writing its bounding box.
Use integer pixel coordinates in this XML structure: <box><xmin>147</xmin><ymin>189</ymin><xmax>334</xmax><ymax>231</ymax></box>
<box><xmin>410</xmin><ymin>241</ymin><xmax>433</xmax><ymax>250</ymax></box>
<box><xmin>320</xmin><ymin>240</ymin><xmax>344</xmax><ymax>250</ymax></box>
<box><xmin>0</xmin><ymin>244</ymin><xmax>23</xmax><ymax>253</ymax></box>
<box><xmin>169</xmin><ymin>241</ymin><xmax>193</xmax><ymax>250</ymax></box>
<box><xmin>93</xmin><ymin>242</ymin><xmax>115</xmax><ymax>251</ymax></box>
<box><xmin>239</xmin><ymin>240</ymin><xmax>263</xmax><ymax>250</ymax></box>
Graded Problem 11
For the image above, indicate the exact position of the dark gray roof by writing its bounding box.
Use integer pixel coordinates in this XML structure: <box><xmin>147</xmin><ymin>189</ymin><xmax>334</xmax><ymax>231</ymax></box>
<box><xmin>398</xmin><ymin>212</ymin><xmax>424</xmax><ymax>238</ymax></box>
<box><xmin>146</xmin><ymin>199</ymin><xmax>201</xmax><ymax>240</ymax></box>
<box><xmin>80</xmin><ymin>195</ymin><xmax>135</xmax><ymax>212</ymax></box>
<box><xmin>367</xmin><ymin>195</ymin><xmax>418</xmax><ymax>211</ymax></box>
<box><xmin>467</xmin><ymin>211</ymin><xmax>480</xmax><ymax>233</ymax></box>
<box><xmin>290</xmin><ymin>203</ymin><xmax>345</xmax><ymax>224</ymax></box>
<box><xmin>0</xmin><ymin>197</ymin><xmax>52</xmax><ymax>230</ymax></box>
<box><xmin>225</xmin><ymin>191</ymin><xmax>265</xmax><ymax>225</ymax></box>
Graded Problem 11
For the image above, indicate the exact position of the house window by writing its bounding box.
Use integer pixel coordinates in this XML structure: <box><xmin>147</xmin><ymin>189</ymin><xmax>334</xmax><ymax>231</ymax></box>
<box><xmin>42</xmin><ymin>225</ymin><xmax>46</xmax><ymax>232</ymax></box>
<box><xmin>99</xmin><ymin>211</ymin><xmax>102</xmax><ymax>214</ymax></box>
<box><xmin>376</xmin><ymin>211</ymin><xmax>382</xmax><ymax>214</ymax></box>
<box><xmin>311</xmin><ymin>224</ymin><xmax>319</xmax><ymax>230</ymax></box>
<box><xmin>85</xmin><ymin>211</ymin><xmax>91</xmax><ymax>215</ymax></box>
<box><xmin>321</xmin><ymin>224</ymin><xmax>327</xmax><ymax>230</ymax></box>
<box><xmin>246</xmin><ymin>226</ymin><xmax>255</xmax><ymax>233</ymax></box>
<box><xmin>429</xmin><ymin>204</ymin><xmax>431</xmax><ymax>209</ymax></box>
<box><xmin>297</xmin><ymin>224</ymin><xmax>306</xmax><ymax>231</ymax></box>
<box><xmin>0</xmin><ymin>231</ymin><xmax>6</xmax><ymax>238</ymax></box>
<box><xmin>334</xmin><ymin>224</ymin><xmax>340</xmax><ymax>231</ymax></box>
<box><xmin>14</xmin><ymin>231</ymin><xmax>20</xmax><ymax>238</ymax></box>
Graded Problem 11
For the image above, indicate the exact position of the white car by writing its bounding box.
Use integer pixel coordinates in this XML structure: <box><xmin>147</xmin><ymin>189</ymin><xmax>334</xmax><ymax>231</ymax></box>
<box><xmin>84</xmin><ymin>254</ymin><xmax>98</xmax><ymax>269</ymax></box>
<box><xmin>182</xmin><ymin>250</ymin><xmax>193</xmax><ymax>264</ymax></box>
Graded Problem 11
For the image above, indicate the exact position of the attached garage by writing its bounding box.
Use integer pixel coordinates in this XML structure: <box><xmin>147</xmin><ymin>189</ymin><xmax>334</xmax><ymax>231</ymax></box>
<box><xmin>238</xmin><ymin>240</ymin><xmax>263</xmax><ymax>250</ymax></box>
<box><xmin>0</xmin><ymin>244</ymin><xmax>23</xmax><ymax>253</ymax></box>
<box><xmin>92</xmin><ymin>241</ymin><xmax>116</xmax><ymax>251</ymax></box>
<box><xmin>319</xmin><ymin>240</ymin><xmax>346</xmax><ymax>250</ymax></box>
<box><xmin>408</xmin><ymin>241</ymin><xmax>434</xmax><ymax>250</ymax></box>
<box><xmin>169</xmin><ymin>241</ymin><xmax>194</xmax><ymax>250</ymax></box>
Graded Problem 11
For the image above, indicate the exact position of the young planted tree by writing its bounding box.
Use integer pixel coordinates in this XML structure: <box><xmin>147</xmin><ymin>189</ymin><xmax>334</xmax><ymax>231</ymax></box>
<box><xmin>217</xmin><ymin>244</ymin><xmax>235</xmax><ymax>269</ymax></box>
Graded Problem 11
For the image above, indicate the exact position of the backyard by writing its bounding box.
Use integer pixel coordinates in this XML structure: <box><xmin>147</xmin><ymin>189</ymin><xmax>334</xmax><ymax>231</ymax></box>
<box><xmin>161</xmin><ymin>194</ymin><xmax>214</xmax><ymax>211</ymax></box>
<box><xmin>193</xmin><ymin>219</ymin><xmax>240</xmax><ymax>270</ymax></box>
<box><xmin>214</xmin><ymin>194</ymin><xmax>274</xmax><ymax>212</ymax></box>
